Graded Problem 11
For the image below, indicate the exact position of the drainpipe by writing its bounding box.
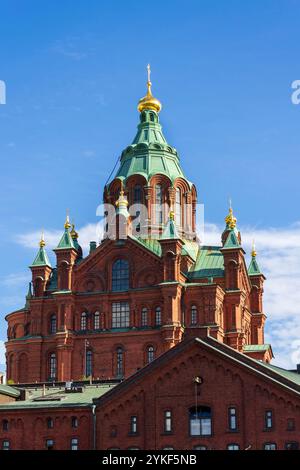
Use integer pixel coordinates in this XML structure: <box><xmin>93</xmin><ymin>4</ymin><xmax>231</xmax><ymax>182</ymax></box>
<box><xmin>91</xmin><ymin>404</ymin><xmax>97</xmax><ymax>450</ymax></box>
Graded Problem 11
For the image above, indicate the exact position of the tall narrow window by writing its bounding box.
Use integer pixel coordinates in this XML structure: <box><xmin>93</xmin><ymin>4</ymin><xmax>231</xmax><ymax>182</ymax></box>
<box><xmin>265</xmin><ymin>410</ymin><xmax>273</xmax><ymax>429</ymax></box>
<box><xmin>189</xmin><ymin>406</ymin><xmax>212</xmax><ymax>436</ymax></box>
<box><xmin>155</xmin><ymin>184</ymin><xmax>163</xmax><ymax>225</ymax></box>
<box><xmin>71</xmin><ymin>438</ymin><xmax>79</xmax><ymax>450</ymax></box>
<box><xmin>86</xmin><ymin>350</ymin><xmax>93</xmax><ymax>377</ymax></box>
<box><xmin>134</xmin><ymin>185</ymin><xmax>142</xmax><ymax>203</ymax></box>
<box><xmin>116</xmin><ymin>347</ymin><xmax>124</xmax><ymax>377</ymax></box>
<box><xmin>155</xmin><ymin>307</ymin><xmax>162</xmax><ymax>326</ymax></box>
<box><xmin>164</xmin><ymin>410</ymin><xmax>172</xmax><ymax>433</ymax></box>
<box><xmin>50</xmin><ymin>314</ymin><xmax>57</xmax><ymax>334</ymax></box>
<box><xmin>2</xmin><ymin>420</ymin><xmax>8</xmax><ymax>431</ymax></box>
<box><xmin>228</xmin><ymin>407</ymin><xmax>237</xmax><ymax>431</ymax></box>
<box><xmin>112</xmin><ymin>259</ymin><xmax>129</xmax><ymax>292</ymax></box>
<box><xmin>49</xmin><ymin>353</ymin><xmax>57</xmax><ymax>381</ymax></box>
<box><xmin>141</xmin><ymin>308</ymin><xmax>148</xmax><ymax>327</ymax></box>
<box><xmin>112</xmin><ymin>302</ymin><xmax>130</xmax><ymax>328</ymax></box>
<box><xmin>94</xmin><ymin>311</ymin><xmax>100</xmax><ymax>330</ymax></box>
<box><xmin>2</xmin><ymin>440</ymin><xmax>10</xmax><ymax>450</ymax></box>
<box><xmin>130</xmin><ymin>416</ymin><xmax>138</xmax><ymax>434</ymax></box>
<box><xmin>71</xmin><ymin>417</ymin><xmax>78</xmax><ymax>429</ymax></box>
<box><xmin>191</xmin><ymin>305</ymin><xmax>198</xmax><ymax>325</ymax></box>
<box><xmin>175</xmin><ymin>187</ymin><xmax>181</xmax><ymax>226</ymax></box>
<box><xmin>80</xmin><ymin>312</ymin><xmax>87</xmax><ymax>330</ymax></box>
<box><xmin>47</xmin><ymin>417</ymin><xmax>54</xmax><ymax>429</ymax></box>
<box><xmin>147</xmin><ymin>346</ymin><xmax>155</xmax><ymax>363</ymax></box>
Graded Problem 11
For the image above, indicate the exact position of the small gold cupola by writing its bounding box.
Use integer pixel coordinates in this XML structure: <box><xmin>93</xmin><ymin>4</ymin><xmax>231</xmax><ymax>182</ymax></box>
<box><xmin>138</xmin><ymin>64</ymin><xmax>162</xmax><ymax>113</ymax></box>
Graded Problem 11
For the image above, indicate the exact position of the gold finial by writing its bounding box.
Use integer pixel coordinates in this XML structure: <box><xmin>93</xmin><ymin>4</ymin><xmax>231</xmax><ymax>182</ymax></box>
<box><xmin>115</xmin><ymin>182</ymin><xmax>129</xmax><ymax>208</ymax></box>
<box><xmin>251</xmin><ymin>240</ymin><xmax>257</xmax><ymax>258</ymax></box>
<box><xmin>225</xmin><ymin>201</ymin><xmax>237</xmax><ymax>229</ymax></box>
<box><xmin>137</xmin><ymin>64</ymin><xmax>162</xmax><ymax>113</ymax></box>
<box><xmin>64</xmin><ymin>209</ymin><xmax>71</xmax><ymax>230</ymax></box>
<box><xmin>39</xmin><ymin>230</ymin><xmax>46</xmax><ymax>248</ymax></box>
<box><xmin>70</xmin><ymin>223</ymin><xmax>78</xmax><ymax>239</ymax></box>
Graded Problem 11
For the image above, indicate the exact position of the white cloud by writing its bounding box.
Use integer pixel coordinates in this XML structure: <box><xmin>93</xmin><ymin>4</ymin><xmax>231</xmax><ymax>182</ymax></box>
<box><xmin>1</xmin><ymin>273</ymin><xmax>30</xmax><ymax>287</ymax></box>
<box><xmin>13</xmin><ymin>220</ymin><xmax>300</xmax><ymax>369</ymax></box>
<box><xmin>0</xmin><ymin>340</ymin><xmax>5</xmax><ymax>366</ymax></box>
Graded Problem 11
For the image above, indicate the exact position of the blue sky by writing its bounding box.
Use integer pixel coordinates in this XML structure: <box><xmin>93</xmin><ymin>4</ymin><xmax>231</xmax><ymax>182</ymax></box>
<box><xmin>1</xmin><ymin>0</ymin><xmax>300</xmax><ymax>369</ymax></box>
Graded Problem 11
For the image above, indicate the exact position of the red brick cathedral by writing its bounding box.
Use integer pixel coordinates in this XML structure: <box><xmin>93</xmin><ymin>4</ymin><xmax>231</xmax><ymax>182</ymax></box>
<box><xmin>1</xmin><ymin>70</ymin><xmax>300</xmax><ymax>451</ymax></box>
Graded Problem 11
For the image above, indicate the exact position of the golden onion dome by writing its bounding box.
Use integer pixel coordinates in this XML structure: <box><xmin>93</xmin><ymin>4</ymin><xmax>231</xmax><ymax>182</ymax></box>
<box><xmin>39</xmin><ymin>231</ymin><xmax>46</xmax><ymax>248</ymax></box>
<box><xmin>225</xmin><ymin>206</ymin><xmax>237</xmax><ymax>230</ymax></box>
<box><xmin>137</xmin><ymin>64</ymin><xmax>162</xmax><ymax>114</ymax></box>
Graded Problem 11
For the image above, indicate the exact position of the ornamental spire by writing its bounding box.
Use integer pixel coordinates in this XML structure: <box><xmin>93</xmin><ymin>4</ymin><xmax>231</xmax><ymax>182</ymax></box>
<box><xmin>224</xmin><ymin>200</ymin><xmax>237</xmax><ymax>230</ymax></box>
<box><xmin>64</xmin><ymin>209</ymin><xmax>71</xmax><ymax>230</ymax></box>
<box><xmin>39</xmin><ymin>230</ymin><xmax>46</xmax><ymax>248</ymax></box>
<box><xmin>251</xmin><ymin>240</ymin><xmax>257</xmax><ymax>258</ymax></box>
<box><xmin>137</xmin><ymin>64</ymin><xmax>162</xmax><ymax>113</ymax></box>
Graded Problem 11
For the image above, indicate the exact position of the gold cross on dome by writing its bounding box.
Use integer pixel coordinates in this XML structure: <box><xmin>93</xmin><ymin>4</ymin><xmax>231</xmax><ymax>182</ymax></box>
<box><xmin>147</xmin><ymin>63</ymin><xmax>151</xmax><ymax>83</ymax></box>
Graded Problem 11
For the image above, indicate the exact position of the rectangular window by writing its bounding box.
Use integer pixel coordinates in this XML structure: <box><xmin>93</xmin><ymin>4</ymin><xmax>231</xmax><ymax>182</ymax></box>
<box><xmin>228</xmin><ymin>407</ymin><xmax>237</xmax><ymax>431</ymax></box>
<box><xmin>164</xmin><ymin>410</ymin><xmax>172</xmax><ymax>433</ymax></box>
<box><xmin>155</xmin><ymin>185</ymin><xmax>163</xmax><ymax>225</ymax></box>
<box><xmin>285</xmin><ymin>442</ymin><xmax>299</xmax><ymax>450</ymax></box>
<box><xmin>46</xmin><ymin>439</ymin><xmax>54</xmax><ymax>450</ymax></box>
<box><xmin>71</xmin><ymin>438</ymin><xmax>79</xmax><ymax>450</ymax></box>
<box><xmin>130</xmin><ymin>416</ymin><xmax>137</xmax><ymax>434</ymax></box>
<box><xmin>287</xmin><ymin>418</ymin><xmax>295</xmax><ymax>431</ymax></box>
<box><xmin>112</xmin><ymin>302</ymin><xmax>130</xmax><ymax>328</ymax></box>
<box><xmin>264</xmin><ymin>443</ymin><xmax>277</xmax><ymax>450</ymax></box>
<box><xmin>227</xmin><ymin>444</ymin><xmax>240</xmax><ymax>450</ymax></box>
<box><xmin>155</xmin><ymin>307</ymin><xmax>162</xmax><ymax>326</ymax></box>
<box><xmin>2</xmin><ymin>440</ymin><xmax>10</xmax><ymax>450</ymax></box>
<box><xmin>141</xmin><ymin>308</ymin><xmax>148</xmax><ymax>327</ymax></box>
<box><xmin>265</xmin><ymin>410</ymin><xmax>273</xmax><ymax>429</ymax></box>
<box><xmin>190</xmin><ymin>417</ymin><xmax>212</xmax><ymax>436</ymax></box>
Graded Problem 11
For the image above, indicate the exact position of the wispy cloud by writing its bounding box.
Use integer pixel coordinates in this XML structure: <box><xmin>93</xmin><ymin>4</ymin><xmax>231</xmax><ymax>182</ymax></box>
<box><xmin>1</xmin><ymin>273</ymin><xmax>30</xmax><ymax>287</ymax></box>
<box><xmin>51</xmin><ymin>38</ymin><xmax>88</xmax><ymax>61</ymax></box>
<box><xmin>0</xmin><ymin>340</ymin><xmax>5</xmax><ymax>367</ymax></box>
<box><xmin>13</xmin><ymin>220</ymin><xmax>300</xmax><ymax>369</ymax></box>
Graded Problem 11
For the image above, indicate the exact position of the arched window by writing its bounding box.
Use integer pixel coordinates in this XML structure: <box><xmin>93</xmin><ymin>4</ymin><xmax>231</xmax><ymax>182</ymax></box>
<box><xmin>49</xmin><ymin>353</ymin><xmax>57</xmax><ymax>381</ymax></box>
<box><xmin>134</xmin><ymin>185</ymin><xmax>142</xmax><ymax>203</ymax></box>
<box><xmin>81</xmin><ymin>312</ymin><xmax>87</xmax><ymax>330</ymax></box>
<box><xmin>189</xmin><ymin>406</ymin><xmax>212</xmax><ymax>436</ymax></box>
<box><xmin>191</xmin><ymin>306</ymin><xmax>198</xmax><ymax>325</ymax></box>
<box><xmin>86</xmin><ymin>350</ymin><xmax>93</xmax><ymax>377</ymax></box>
<box><xmin>94</xmin><ymin>311</ymin><xmax>100</xmax><ymax>330</ymax></box>
<box><xmin>175</xmin><ymin>187</ymin><xmax>181</xmax><ymax>226</ymax></box>
<box><xmin>155</xmin><ymin>307</ymin><xmax>162</xmax><ymax>326</ymax></box>
<box><xmin>2</xmin><ymin>420</ymin><xmax>8</xmax><ymax>431</ymax></box>
<box><xmin>50</xmin><ymin>314</ymin><xmax>57</xmax><ymax>334</ymax></box>
<box><xmin>116</xmin><ymin>347</ymin><xmax>124</xmax><ymax>377</ymax></box>
<box><xmin>47</xmin><ymin>417</ymin><xmax>54</xmax><ymax>429</ymax></box>
<box><xmin>112</xmin><ymin>259</ymin><xmax>129</xmax><ymax>292</ymax></box>
<box><xmin>147</xmin><ymin>346</ymin><xmax>155</xmax><ymax>363</ymax></box>
<box><xmin>71</xmin><ymin>416</ymin><xmax>78</xmax><ymax>428</ymax></box>
<box><xmin>155</xmin><ymin>184</ymin><xmax>163</xmax><ymax>225</ymax></box>
<box><xmin>141</xmin><ymin>308</ymin><xmax>148</xmax><ymax>327</ymax></box>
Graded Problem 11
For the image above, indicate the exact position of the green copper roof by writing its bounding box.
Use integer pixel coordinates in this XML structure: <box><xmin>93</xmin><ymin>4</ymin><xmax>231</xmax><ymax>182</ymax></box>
<box><xmin>133</xmin><ymin>236</ymin><xmax>162</xmax><ymax>257</ymax></box>
<box><xmin>112</xmin><ymin>110</ymin><xmax>192</xmax><ymax>187</ymax></box>
<box><xmin>248</xmin><ymin>256</ymin><xmax>262</xmax><ymax>276</ymax></box>
<box><xmin>188</xmin><ymin>245</ymin><xmax>224</xmax><ymax>280</ymax></box>
<box><xmin>56</xmin><ymin>229</ymin><xmax>75</xmax><ymax>250</ymax></box>
<box><xmin>244</xmin><ymin>344</ymin><xmax>271</xmax><ymax>352</ymax></box>
<box><xmin>181</xmin><ymin>239</ymin><xmax>199</xmax><ymax>261</ymax></box>
<box><xmin>0</xmin><ymin>384</ymin><xmax>116</xmax><ymax>410</ymax></box>
<box><xmin>222</xmin><ymin>229</ymin><xmax>241</xmax><ymax>249</ymax></box>
<box><xmin>0</xmin><ymin>384</ymin><xmax>21</xmax><ymax>398</ymax></box>
<box><xmin>30</xmin><ymin>246</ymin><xmax>51</xmax><ymax>268</ymax></box>
<box><xmin>256</xmin><ymin>362</ymin><xmax>300</xmax><ymax>387</ymax></box>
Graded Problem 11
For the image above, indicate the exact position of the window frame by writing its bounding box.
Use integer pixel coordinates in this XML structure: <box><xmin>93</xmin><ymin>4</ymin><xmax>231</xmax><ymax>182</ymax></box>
<box><xmin>49</xmin><ymin>352</ymin><xmax>57</xmax><ymax>381</ymax></box>
<box><xmin>94</xmin><ymin>311</ymin><xmax>100</xmax><ymax>330</ymax></box>
<box><xmin>112</xmin><ymin>302</ymin><xmax>130</xmax><ymax>329</ymax></box>
<box><xmin>80</xmin><ymin>312</ymin><xmax>87</xmax><ymax>331</ymax></box>
<box><xmin>189</xmin><ymin>406</ymin><xmax>212</xmax><ymax>437</ymax></box>
<box><xmin>2</xmin><ymin>419</ymin><xmax>9</xmax><ymax>432</ymax></box>
<box><xmin>147</xmin><ymin>345</ymin><xmax>155</xmax><ymax>364</ymax></box>
<box><xmin>130</xmin><ymin>415</ymin><xmax>138</xmax><ymax>435</ymax></box>
<box><xmin>164</xmin><ymin>410</ymin><xmax>172</xmax><ymax>433</ymax></box>
<box><xmin>265</xmin><ymin>410</ymin><xmax>273</xmax><ymax>430</ymax></box>
<box><xmin>191</xmin><ymin>305</ymin><xmax>198</xmax><ymax>326</ymax></box>
<box><xmin>141</xmin><ymin>307</ymin><xmax>148</xmax><ymax>327</ymax></box>
<box><xmin>50</xmin><ymin>314</ymin><xmax>57</xmax><ymax>334</ymax></box>
<box><xmin>228</xmin><ymin>407</ymin><xmax>238</xmax><ymax>431</ymax></box>
<box><xmin>227</xmin><ymin>443</ymin><xmax>240</xmax><ymax>450</ymax></box>
<box><xmin>71</xmin><ymin>437</ymin><xmax>79</xmax><ymax>450</ymax></box>
<box><xmin>86</xmin><ymin>350</ymin><xmax>93</xmax><ymax>377</ymax></box>
<box><xmin>112</xmin><ymin>259</ymin><xmax>129</xmax><ymax>292</ymax></box>
<box><xmin>2</xmin><ymin>440</ymin><xmax>10</xmax><ymax>450</ymax></box>
<box><xmin>263</xmin><ymin>442</ymin><xmax>277</xmax><ymax>450</ymax></box>
<box><xmin>116</xmin><ymin>347</ymin><xmax>124</xmax><ymax>378</ymax></box>
<box><xmin>155</xmin><ymin>307</ymin><xmax>162</xmax><ymax>326</ymax></box>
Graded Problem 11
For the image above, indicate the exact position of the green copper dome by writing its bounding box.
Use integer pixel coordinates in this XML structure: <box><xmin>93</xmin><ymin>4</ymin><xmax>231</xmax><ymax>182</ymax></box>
<box><xmin>113</xmin><ymin>109</ymin><xmax>192</xmax><ymax>187</ymax></box>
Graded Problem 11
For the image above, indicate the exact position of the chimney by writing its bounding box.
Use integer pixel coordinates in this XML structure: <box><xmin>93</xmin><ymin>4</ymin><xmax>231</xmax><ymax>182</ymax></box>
<box><xmin>89</xmin><ymin>241</ymin><xmax>97</xmax><ymax>254</ymax></box>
